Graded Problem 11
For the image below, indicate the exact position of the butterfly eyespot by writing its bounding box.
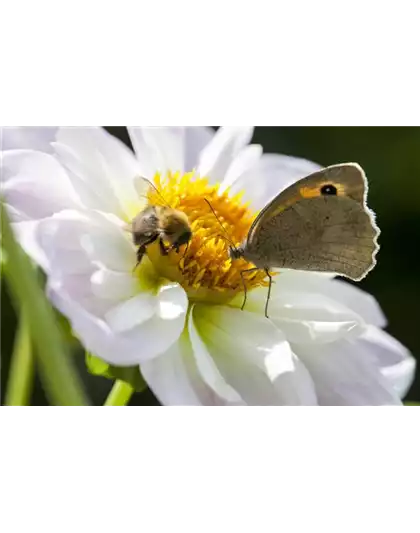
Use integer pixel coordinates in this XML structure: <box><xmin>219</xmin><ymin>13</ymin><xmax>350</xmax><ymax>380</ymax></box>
<box><xmin>320</xmin><ymin>184</ymin><xmax>337</xmax><ymax>195</ymax></box>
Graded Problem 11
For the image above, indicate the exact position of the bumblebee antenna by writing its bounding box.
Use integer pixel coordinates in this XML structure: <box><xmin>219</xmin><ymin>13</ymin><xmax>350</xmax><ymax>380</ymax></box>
<box><xmin>137</xmin><ymin>176</ymin><xmax>172</xmax><ymax>208</ymax></box>
<box><xmin>203</xmin><ymin>199</ymin><xmax>237</xmax><ymax>249</ymax></box>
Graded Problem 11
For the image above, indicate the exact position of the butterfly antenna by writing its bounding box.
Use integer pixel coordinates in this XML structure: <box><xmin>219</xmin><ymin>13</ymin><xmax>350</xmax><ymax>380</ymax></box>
<box><xmin>203</xmin><ymin>198</ymin><xmax>237</xmax><ymax>249</ymax></box>
<box><xmin>139</xmin><ymin>176</ymin><xmax>172</xmax><ymax>208</ymax></box>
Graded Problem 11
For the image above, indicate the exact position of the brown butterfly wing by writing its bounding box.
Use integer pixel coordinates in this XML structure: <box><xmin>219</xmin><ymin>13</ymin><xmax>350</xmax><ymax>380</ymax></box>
<box><xmin>245</xmin><ymin>164</ymin><xmax>379</xmax><ymax>280</ymax></box>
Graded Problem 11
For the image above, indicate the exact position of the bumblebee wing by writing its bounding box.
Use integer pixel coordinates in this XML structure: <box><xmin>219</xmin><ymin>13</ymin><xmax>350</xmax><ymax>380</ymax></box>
<box><xmin>131</xmin><ymin>206</ymin><xmax>159</xmax><ymax>246</ymax></box>
<box><xmin>246</xmin><ymin>164</ymin><xmax>379</xmax><ymax>280</ymax></box>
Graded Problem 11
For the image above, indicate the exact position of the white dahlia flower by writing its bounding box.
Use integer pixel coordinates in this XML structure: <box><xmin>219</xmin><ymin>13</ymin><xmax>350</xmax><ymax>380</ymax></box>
<box><xmin>1</xmin><ymin>126</ymin><xmax>415</xmax><ymax>405</ymax></box>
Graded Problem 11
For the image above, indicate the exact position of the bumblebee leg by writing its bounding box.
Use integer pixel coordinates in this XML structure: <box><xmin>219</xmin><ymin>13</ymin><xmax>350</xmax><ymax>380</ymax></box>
<box><xmin>159</xmin><ymin>237</ymin><xmax>169</xmax><ymax>256</ymax></box>
<box><xmin>133</xmin><ymin>235</ymin><xmax>158</xmax><ymax>272</ymax></box>
<box><xmin>133</xmin><ymin>245</ymin><xmax>146</xmax><ymax>272</ymax></box>
<box><xmin>239</xmin><ymin>267</ymin><xmax>259</xmax><ymax>311</ymax></box>
<box><xmin>264</xmin><ymin>268</ymin><xmax>273</xmax><ymax>319</ymax></box>
<box><xmin>182</xmin><ymin>241</ymin><xmax>190</xmax><ymax>259</ymax></box>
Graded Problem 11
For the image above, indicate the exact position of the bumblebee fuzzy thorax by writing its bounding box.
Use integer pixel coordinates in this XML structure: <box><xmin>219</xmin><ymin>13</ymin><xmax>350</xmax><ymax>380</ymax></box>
<box><xmin>160</xmin><ymin>208</ymin><xmax>192</xmax><ymax>245</ymax></box>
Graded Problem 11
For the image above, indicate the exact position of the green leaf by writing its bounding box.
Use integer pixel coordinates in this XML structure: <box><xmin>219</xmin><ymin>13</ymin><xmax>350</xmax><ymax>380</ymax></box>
<box><xmin>86</xmin><ymin>352</ymin><xmax>147</xmax><ymax>393</ymax></box>
<box><xmin>404</xmin><ymin>402</ymin><xmax>420</xmax><ymax>406</ymax></box>
<box><xmin>1</xmin><ymin>203</ymin><xmax>90</xmax><ymax>406</ymax></box>
<box><xmin>4</xmin><ymin>307</ymin><xmax>34</xmax><ymax>406</ymax></box>
<box><xmin>0</xmin><ymin>246</ymin><xmax>7</xmax><ymax>279</ymax></box>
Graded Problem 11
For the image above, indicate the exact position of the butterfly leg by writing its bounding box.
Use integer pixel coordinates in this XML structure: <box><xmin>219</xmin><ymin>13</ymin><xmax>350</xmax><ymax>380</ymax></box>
<box><xmin>239</xmin><ymin>268</ymin><xmax>260</xmax><ymax>311</ymax></box>
<box><xmin>264</xmin><ymin>268</ymin><xmax>273</xmax><ymax>319</ymax></box>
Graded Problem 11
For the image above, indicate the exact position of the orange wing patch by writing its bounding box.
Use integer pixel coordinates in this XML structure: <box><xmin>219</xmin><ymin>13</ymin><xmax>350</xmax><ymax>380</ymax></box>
<box><xmin>299</xmin><ymin>182</ymin><xmax>347</xmax><ymax>198</ymax></box>
<box><xmin>266</xmin><ymin>182</ymin><xmax>347</xmax><ymax>219</ymax></box>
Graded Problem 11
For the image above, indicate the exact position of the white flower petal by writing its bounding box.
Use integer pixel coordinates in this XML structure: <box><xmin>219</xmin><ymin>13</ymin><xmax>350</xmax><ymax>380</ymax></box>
<box><xmin>0</xmin><ymin>120</ymin><xmax>104</xmax><ymax>130</ymax></box>
<box><xmin>141</xmin><ymin>338</ymin><xmax>204</xmax><ymax>406</ymax></box>
<box><xmin>307</xmin><ymin>275</ymin><xmax>386</xmax><ymax>328</ymax></box>
<box><xmin>81</xmin><ymin>227</ymin><xmax>134</xmax><ymax>273</ymax></box>
<box><xmin>197</xmin><ymin>126</ymin><xmax>254</xmax><ymax>183</ymax></box>
<box><xmin>219</xmin><ymin>144</ymin><xmax>263</xmax><ymax>193</ymax></box>
<box><xmin>10</xmin><ymin>220</ymin><xmax>50</xmax><ymax>271</ymax></box>
<box><xmin>41</xmin><ymin>239</ymin><xmax>91</xmax><ymax>275</ymax></box>
<box><xmin>294</xmin><ymin>339</ymin><xmax>402</xmax><ymax>405</ymax></box>
<box><xmin>128</xmin><ymin>120</ymin><xmax>208</xmax><ymax>128</ymax></box>
<box><xmin>2</xmin><ymin>204</ymin><xmax>22</xmax><ymax>222</ymax></box>
<box><xmin>188</xmin><ymin>307</ymin><xmax>242</xmax><ymax>403</ymax></box>
<box><xmin>53</xmin><ymin>127</ymin><xmax>141</xmax><ymax>218</ymax></box>
<box><xmin>50</xmin><ymin>272</ymin><xmax>110</xmax><ymax>316</ymax></box>
<box><xmin>230</xmin><ymin>152</ymin><xmax>323</xmax><ymax>210</ymax></box>
<box><xmin>37</xmin><ymin>209</ymin><xmax>134</xmax><ymax>275</ymax></box>
<box><xmin>52</xmin><ymin>142</ymin><xmax>121</xmax><ymax>215</ymax></box>
<box><xmin>105</xmin><ymin>293</ymin><xmax>156</xmax><ymax>333</ymax></box>
<box><xmin>90</xmin><ymin>268</ymin><xmax>139</xmax><ymax>300</ymax></box>
<box><xmin>240</xmin><ymin>280</ymin><xmax>365</xmax><ymax>344</ymax></box>
<box><xmin>33</xmin><ymin>210</ymin><xmax>137</xmax><ymax>322</ymax></box>
<box><xmin>48</xmin><ymin>280</ymin><xmax>188</xmax><ymax>366</ymax></box>
<box><xmin>358</xmin><ymin>326</ymin><xmax>416</xmax><ymax>399</ymax></box>
<box><xmin>248</xmin><ymin>270</ymin><xmax>385</xmax><ymax>330</ymax></box>
<box><xmin>1</xmin><ymin>127</ymin><xmax>57</xmax><ymax>152</ymax></box>
<box><xmin>140</xmin><ymin>330</ymin><xmax>242</xmax><ymax>406</ymax></box>
<box><xmin>128</xmin><ymin>120</ymin><xmax>214</xmax><ymax>178</ymax></box>
<box><xmin>184</xmin><ymin>127</ymin><xmax>215</xmax><ymax>170</ymax></box>
<box><xmin>0</xmin><ymin>120</ymin><xmax>102</xmax><ymax>153</ymax></box>
<box><xmin>192</xmin><ymin>305</ymin><xmax>317</xmax><ymax>405</ymax></box>
<box><xmin>1</xmin><ymin>150</ymin><xmax>79</xmax><ymax>221</ymax></box>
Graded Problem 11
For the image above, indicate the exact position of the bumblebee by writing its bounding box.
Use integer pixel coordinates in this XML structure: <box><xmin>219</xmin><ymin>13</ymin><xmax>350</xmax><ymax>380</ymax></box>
<box><xmin>131</xmin><ymin>205</ymin><xmax>192</xmax><ymax>267</ymax></box>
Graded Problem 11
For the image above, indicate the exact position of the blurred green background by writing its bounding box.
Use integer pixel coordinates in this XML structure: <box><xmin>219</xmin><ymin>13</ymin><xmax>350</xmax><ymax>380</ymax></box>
<box><xmin>1</xmin><ymin>127</ymin><xmax>419</xmax><ymax>405</ymax></box>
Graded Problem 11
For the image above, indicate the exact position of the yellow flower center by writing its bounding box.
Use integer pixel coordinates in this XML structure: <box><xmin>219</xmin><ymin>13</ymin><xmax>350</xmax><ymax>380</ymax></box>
<box><xmin>138</xmin><ymin>171</ymin><xmax>270</xmax><ymax>304</ymax></box>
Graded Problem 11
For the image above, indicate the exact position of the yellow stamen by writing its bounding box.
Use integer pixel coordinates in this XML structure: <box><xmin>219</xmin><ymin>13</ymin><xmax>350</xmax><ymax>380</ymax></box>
<box><xmin>138</xmin><ymin>171</ymin><xmax>271</xmax><ymax>304</ymax></box>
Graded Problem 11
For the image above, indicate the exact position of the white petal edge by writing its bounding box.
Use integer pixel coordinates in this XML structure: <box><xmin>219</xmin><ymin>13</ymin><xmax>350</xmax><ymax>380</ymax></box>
<box><xmin>245</xmin><ymin>270</ymin><xmax>386</xmax><ymax>329</ymax></box>
<box><xmin>192</xmin><ymin>304</ymin><xmax>318</xmax><ymax>405</ymax></box>
<box><xmin>141</xmin><ymin>335</ymin><xmax>204</xmax><ymax>405</ymax></box>
<box><xmin>140</xmin><ymin>329</ymin><xmax>245</xmax><ymax>406</ymax></box>
<box><xmin>1</xmin><ymin>150</ymin><xmax>80</xmax><ymax>221</ymax></box>
<box><xmin>53</xmin><ymin>127</ymin><xmax>141</xmax><ymax>219</ymax></box>
<box><xmin>48</xmin><ymin>281</ymin><xmax>188</xmax><ymax>365</ymax></box>
<box><xmin>90</xmin><ymin>268</ymin><xmax>139</xmax><ymax>300</ymax></box>
<box><xmin>188</xmin><ymin>306</ymin><xmax>243</xmax><ymax>403</ymax></box>
<box><xmin>1</xmin><ymin>127</ymin><xmax>58</xmax><ymax>152</ymax></box>
<box><xmin>294</xmin><ymin>339</ymin><xmax>402</xmax><ymax>406</ymax></box>
<box><xmin>234</xmin><ymin>277</ymin><xmax>367</xmax><ymax>345</ymax></box>
<box><xmin>197</xmin><ymin>126</ymin><xmax>254</xmax><ymax>183</ymax></box>
<box><xmin>359</xmin><ymin>326</ymin><xmax>416</xmax><ymax>399</ymax></box>
<box><xmin>10</xmin><ymin>220</ymin><xmax>50</xmax><ymax>271</ymax></box>
<box><xmin>36</xmin><ymin>209</ymin><xmax>135</xmax><ymax>275</ymax></box>
<box><xmin>229</xmin><ymin>152</ymin><xmax>323</xmax><ymax>211</ymax></box>
<box><xmin>128</xmin><ymin>120</ymin><xmax>214</xmax><ymax>179</ymax></box>
<box><xmin>219</xmin><ymin>144</ymin><xmax>263</xmax><ymax>193</ymax></box>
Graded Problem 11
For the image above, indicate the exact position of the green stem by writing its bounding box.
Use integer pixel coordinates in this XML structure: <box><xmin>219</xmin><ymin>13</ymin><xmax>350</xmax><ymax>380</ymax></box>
<box><xmin>104</xmin><ymin>380</ymin><xmax>134</xmax><ymax>406</ymax></box>
<box><xmin>4</xmin><ymin>308</ymin><xmax>34</xmax><ymax>406</ymax></box>
<box><xmin>1</xmin><ymin>203</ymin><xmax>90</xmax><ymax>406</ymax></box>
